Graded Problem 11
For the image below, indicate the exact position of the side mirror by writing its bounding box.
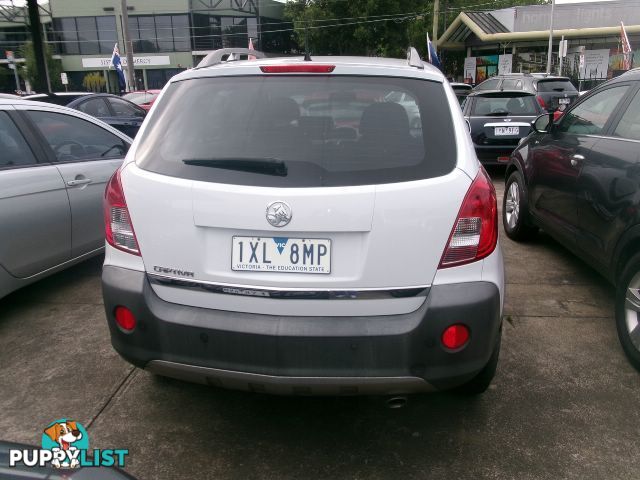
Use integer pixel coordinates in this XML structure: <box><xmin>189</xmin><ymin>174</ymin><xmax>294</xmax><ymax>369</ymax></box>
<box><xmin>532</xmin><ymin>114</ymin><xmax>551</xmax><ymax>134</ymax></box>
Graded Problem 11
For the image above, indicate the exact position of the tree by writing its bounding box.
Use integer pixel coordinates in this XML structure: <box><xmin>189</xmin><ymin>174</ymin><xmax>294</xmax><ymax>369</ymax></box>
<box><xmin>18</xmin><ymin>41</ymin><xmax>63</xmax><ymax>92</ymax></box>
<box><xmin>83</xmin><ymin>72</ymin><xmax>106</xmax><ymax>93</ymax></box>
<box><xmin>284</xmin><ymin>0</ymin><xmax>547</xmax><ymax>62</ymax></box>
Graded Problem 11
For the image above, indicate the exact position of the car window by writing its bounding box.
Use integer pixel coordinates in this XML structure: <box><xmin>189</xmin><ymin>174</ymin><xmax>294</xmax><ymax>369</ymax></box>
<box><xmin>557</xmin><ymin>85</ymin><xmax>629</xmax><ymax>135</ymax></box>
<box><xmin>502</xmin><ymin>79</ymin><xmax>522</xmax><ymax>89</ymax></box>
<box><xmin>613</xmin><ymin>89</ymin><xmax>640</xmax><ymax>141</ymax></box>
<box><xmin>536</xmin><ymin>79</ymin><xmax>577</xmax><ymax>92</ymax></box>
<box><xmin>135</xmin><ymin>75</ymin><xmax>457</xmax><ymax>188</ymax></box>
<box><xmin>76</xmin><ymin>98</ymin><xmax>110</xmax><ymax>117</ymax></box>
<box><xmin>26</xmin><ymin>110</ymin><xmax>129</xmax><ymax>162</ymax></box>
<box><xmin>107</xmin><ymin>98</ymin><xmax>142</xmax><ymax>117</ymax></box>
<box><xmin>471</xmin><ymin>95</ymin><xmax>539</xmax><ymax>116</ymax></box>
<box><xmin>0</xmin><ymin>111</ymin><xmax>38</xmax><ymax>168</ymax></box>
<box><xmin>475</xmin><ymin>78</ymin><xmax>500</xmax><ymax>90</ymax></box>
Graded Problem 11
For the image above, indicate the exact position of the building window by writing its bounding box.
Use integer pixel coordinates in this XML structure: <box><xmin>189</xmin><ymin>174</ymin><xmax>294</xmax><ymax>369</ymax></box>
<box><xmin>128</xmin><ymin>14</ymin><xmax>190</xmax><ymax>53</ymax></box>
<box><xmin>52</xmin><ymin>16</ymin><xmax>117</xmax><ymax>55</ymax></box>
<box><xmin>0</xmin><ymin>26</ymin><xmax>30</xmax><ymax>54</ymax></box>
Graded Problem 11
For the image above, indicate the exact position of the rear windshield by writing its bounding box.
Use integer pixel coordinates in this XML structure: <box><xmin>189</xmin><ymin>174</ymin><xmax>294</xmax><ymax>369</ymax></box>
<box><xmin>536</xmin><ymin>79</ymin><xmax>577</xmax><ymax>92</ymax></box>
<box><xmin>471</xmin><ymin>94</ymin><xmax>539</xmax><ymax>116</ymax></box>
<box><xmin>123</xmin><ymin>92</ymin><xmax>158</xmax><ymax>105</ymax></box>
<box><xmin>135</xmin><ymin>75</ymin><xmax>456</xmax><ymax>187</ymax></box>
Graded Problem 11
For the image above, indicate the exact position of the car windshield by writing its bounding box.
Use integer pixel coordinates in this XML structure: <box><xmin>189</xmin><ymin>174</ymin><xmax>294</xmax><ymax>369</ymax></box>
<box><xmin>123</xmin><ymin>92</ymin><xmax>159</xmax><ymax>105</ymax></box>
<box><xmin>135</xmin><ymin>75</ymin><xmax>457</xmax><ymax>188</ymax></box>
<box><xmin>471</xmin><ymin>94</ymin><xmax>539</xmax><ymax>116</ymax></box>
<box><xmin>536</xmin><ymin>79</ymin><xmax>577</xmax><ymax>92</ymax></box>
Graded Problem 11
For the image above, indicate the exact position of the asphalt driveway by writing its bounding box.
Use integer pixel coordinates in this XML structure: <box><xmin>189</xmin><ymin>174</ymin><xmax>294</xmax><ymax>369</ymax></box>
<box><xmin>1</xmin><ymin>172</ymin><xmax>638</xmax><ymax>479</ymax></box>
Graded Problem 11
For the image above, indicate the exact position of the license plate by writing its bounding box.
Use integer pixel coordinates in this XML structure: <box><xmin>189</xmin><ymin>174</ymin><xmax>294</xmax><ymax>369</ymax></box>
<box><xmin>559</xmin><ymin>97</ymin><xmax>570</xmax><ymax>104</ymax></box>
<box><xmin>232</xmin><ymin>236</ymin><xmax>331</xmax><ymax>274</ymax></box>
<box><xmin>495</xmin><ymin>126</ymin><xmax>519</xmax><ymax>136</ymax></box>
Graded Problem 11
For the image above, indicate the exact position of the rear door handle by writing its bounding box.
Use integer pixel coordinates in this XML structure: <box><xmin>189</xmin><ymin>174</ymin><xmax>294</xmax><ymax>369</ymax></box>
<box><xmin>570</xmin><ymin>154</ymin><xmax>585</xmax><ymax>167</ymax></box>
<box><xmin>67</xmin><ymin>178</ymin><xmax>92</xmax><ymax>186</ymax></box>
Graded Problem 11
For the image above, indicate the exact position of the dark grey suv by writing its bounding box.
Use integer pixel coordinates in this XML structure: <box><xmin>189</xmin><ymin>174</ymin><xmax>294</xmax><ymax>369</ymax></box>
<box><xmin>474</xmin><ymin>73</ymin><xmax>579</xmax><ymax>112</ymax></box>
<box><xmin>502</xmin><ymin>68</ymin><xmax>640</xmax><ymax>371</ymax></box>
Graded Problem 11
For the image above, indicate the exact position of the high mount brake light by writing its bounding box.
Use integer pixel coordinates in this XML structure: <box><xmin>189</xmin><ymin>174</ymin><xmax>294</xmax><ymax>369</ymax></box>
<box><xmin>439</xmin><ymin>167</ymin><xmax>498</xmax><ymax>268</ymax></box>
<box><xmin>260</xmin><ymin>65</ymin><xmax>335</xmax><ymax>74</ymax></box>
<box><xmin>104</xmin><ymin>169</ymin><xmax>140</xmax><ymax>256</ymax></box>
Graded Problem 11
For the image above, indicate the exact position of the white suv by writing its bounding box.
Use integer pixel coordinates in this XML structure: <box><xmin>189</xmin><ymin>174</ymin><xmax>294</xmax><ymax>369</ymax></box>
<box><xmin>102</xmin><ymin>48</ymin><xmax>505</xmax><ymax>395</ymax></box>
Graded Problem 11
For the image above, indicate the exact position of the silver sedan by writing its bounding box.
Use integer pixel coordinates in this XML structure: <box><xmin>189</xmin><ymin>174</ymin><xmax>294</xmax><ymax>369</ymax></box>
<box><xmin>0</xmin><ymin>99</ymin><xmax>132</xmax><ymax>299</ymax></box>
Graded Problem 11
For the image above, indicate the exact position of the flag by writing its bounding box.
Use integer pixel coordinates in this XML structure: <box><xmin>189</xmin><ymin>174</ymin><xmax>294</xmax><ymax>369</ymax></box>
<box><xmin>620</xmin><ymin>21</ymin><xmax>633</xmax><ymax>70</ymax></box>
<box><xmin>426</xmin><ymin>33</ymin><xmax>442</xmax><ymax>71</ymax></box>
<box><xmin>248</xmin><ymin>37</ymin><xmax>256</xmax><ymax>61</ymax></box>
<box><xmin>111</xmin><ymin>43</ymin><xmax>126</xmax><ymax>91</ymax></box>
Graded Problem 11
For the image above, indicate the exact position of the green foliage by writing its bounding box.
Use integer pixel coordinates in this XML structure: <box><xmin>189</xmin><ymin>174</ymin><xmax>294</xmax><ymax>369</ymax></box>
<box><xmin>284</xmin><ymin>0</ymin><xmax>548</xmax><ymax>63</ymax></box>
<box><xmin>82</xmin><ymin>72</ymin><xmax>106</xmax><ymax>93</ymax></box>
<box><xmin>18</xmin><ymin>41</ymin><xmax>63</xmax><ymax>91</ymax></box>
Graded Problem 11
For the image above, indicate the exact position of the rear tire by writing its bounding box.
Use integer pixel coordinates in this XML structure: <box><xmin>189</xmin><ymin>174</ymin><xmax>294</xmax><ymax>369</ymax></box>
<box><xmin>454</xmin><ymin>331</ymin><xmax>501</xmax><ymax>395</ymax></box>
<box><xmin>615</xmin><ymin>253</ymin><xmax>640</xmax><ymax>372</ymax></box>
<box><xmin>503</xmin><ymin>170</ymin><xmax>537</xmax><ymax>241</ymax></box>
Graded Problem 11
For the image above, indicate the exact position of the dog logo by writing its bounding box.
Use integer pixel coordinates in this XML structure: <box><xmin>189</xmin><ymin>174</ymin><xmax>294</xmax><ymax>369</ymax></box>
<box><xmin>42</xmin><ymin>419</ymin><xmax>89</xmax><ymax>468</ymax></box>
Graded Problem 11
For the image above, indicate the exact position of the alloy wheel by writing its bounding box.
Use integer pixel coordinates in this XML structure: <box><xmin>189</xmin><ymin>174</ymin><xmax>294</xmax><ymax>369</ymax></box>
<box><xmin>625</xmin><ymin>271</ymin><xmax>640</xmax><ymax>351</ymax></box>
<box><xmin>505</xmin><ymin>181</ymin><xmax>520</xmax><ymax>229</ymax></box>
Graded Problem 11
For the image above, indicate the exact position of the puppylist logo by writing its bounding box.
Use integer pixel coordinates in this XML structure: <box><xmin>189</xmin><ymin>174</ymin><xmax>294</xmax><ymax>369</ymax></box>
<box><xmin>9</xmin><ymin>418</ymin><xmax>128</xmax><ymax>469</ymax></box>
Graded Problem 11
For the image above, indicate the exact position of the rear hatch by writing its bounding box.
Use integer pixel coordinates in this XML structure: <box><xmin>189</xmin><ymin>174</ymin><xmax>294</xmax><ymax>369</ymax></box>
<box><xmin>467</xmin><ymin>91</ymin><xmax>540</xmax><ymax>149</ymax></box>
<box><xmin>535</xmin><ymin>77</ymin><xmax>579</xmax><ymax>111</ymax></box>
<box><xmin>124</xmin><ymin>68</ymin><xmax>467</xmax><ymax>316</ymax></box>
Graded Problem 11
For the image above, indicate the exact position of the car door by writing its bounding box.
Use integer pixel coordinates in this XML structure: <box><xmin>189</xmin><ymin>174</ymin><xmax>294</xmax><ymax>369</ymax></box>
<box><xmin>528</xmin><ymin>84</ymin><xmax>631</xmax><ymax>246</ymax></box>
<box><xmin>0</xmin><ymin>107</ymin><xmax>71</xmax><ymax>278</ymax></box>
<box><xmin>576</xmin><ymin>84</ymin><xmax>640</xmax><ymax>268</ymax></box>
<box><xmin>20</xmin><ymin>108</ymin><xmax>130</xmax><ymax>258</ymax></box>
<box><xmin>105</xmin><ymin>97</ymin><xmax>146</xmax><ymax>137</ymax></box>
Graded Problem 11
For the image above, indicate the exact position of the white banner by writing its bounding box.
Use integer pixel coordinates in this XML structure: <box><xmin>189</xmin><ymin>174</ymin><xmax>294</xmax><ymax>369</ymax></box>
<box><xmin>498</xmin><ymin>54</ymin><xmax>512</xmax><ymax>75</ymax></box>
<box><xmin>81</xmin><ymin>55</ymin><xmax>171</xmax><ymax>69</ymax></box>
<box><xmin>463</xmin><ymin>57</ymin><xmax>477</xmax><ymax>84</ymax></box>
<box><xmin>580</xmin><ymin>49</ymin><xmax>609</xmax><ymax>79</ymax></box>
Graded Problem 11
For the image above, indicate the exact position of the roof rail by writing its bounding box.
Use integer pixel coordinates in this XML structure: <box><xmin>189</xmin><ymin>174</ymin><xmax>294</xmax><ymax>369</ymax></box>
<box><xmin>407</xmin><ymin>47</ymin><xmax>424</xmax><ymax>69</ymax></box>
<box><xmin>196</xmin><ymin>48</ymin><xmax>266</xmax><ymax>69</ymax></box>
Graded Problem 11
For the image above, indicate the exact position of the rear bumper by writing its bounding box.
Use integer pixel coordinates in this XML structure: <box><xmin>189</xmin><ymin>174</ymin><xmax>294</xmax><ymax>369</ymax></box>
<box><xmin>102</xmin><ymin>266</ymin><xmax>502</xmax><ymax>395</ymax></box>
<box><xmin>473</xmin><ymin>145</ymin><xmax>518</xmax><ymax>165</ymax></box>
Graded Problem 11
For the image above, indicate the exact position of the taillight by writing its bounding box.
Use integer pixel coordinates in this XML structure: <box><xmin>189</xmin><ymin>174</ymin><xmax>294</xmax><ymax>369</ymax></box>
<box><xmin>260</xmin><ymin>65</ymin><xmax>335</xmax><ymax>73</ymax></box>
<box><xmin>439</xmin><ymin>167</ymin><xmax>498</xmax><ymax>268</ymax></box>
<box><xmin>536</xmin><ymin>95</ymin><xmax>546</xmax><ymax>109</ymax></box>
<box><xmin>104</xmin><ymin>169</ymin><xmax>140</xmax><ymax>255</ymax></box>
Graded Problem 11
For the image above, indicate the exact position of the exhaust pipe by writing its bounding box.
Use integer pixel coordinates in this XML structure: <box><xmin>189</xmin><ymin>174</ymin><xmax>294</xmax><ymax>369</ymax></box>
<box><xmin>386</xmin><ymin>396</ymin><xmax>408</xmax><ymax>409</ymax></box>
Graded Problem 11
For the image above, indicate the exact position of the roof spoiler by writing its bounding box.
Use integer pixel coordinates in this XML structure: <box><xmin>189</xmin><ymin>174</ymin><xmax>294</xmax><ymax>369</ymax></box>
<box><xmin>196</xmin><ymin>48</ymin><xmax>266</xmax><ymax>69</ymax></box>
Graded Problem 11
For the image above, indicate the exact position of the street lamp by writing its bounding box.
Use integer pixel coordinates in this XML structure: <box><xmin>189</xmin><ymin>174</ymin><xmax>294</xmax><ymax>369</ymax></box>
<box><xmin>546</xmin><ymin>0</ymin><xmax>555</xmax><ymax>74</ymax></box>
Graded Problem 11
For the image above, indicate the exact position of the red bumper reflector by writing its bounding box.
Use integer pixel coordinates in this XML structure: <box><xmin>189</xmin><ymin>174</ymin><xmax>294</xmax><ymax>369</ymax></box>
<box><xmin>260</xmin><ymin>65</ymin><xmax>335</xmax><ymax>73</ymax></box>
<box><xmin>441</xmin><ymin>324</ymin><xmax>470</xmax><ymax>350</ymax></box>
<box><xmin>497</xmin><ymin>156</ymin><xmax>510</xmax><ymax>162</ymax></box>
<box><xmin>114</xmin><ymin>306</ymin><xmax>137</xmax><ymax>332</ymax></box>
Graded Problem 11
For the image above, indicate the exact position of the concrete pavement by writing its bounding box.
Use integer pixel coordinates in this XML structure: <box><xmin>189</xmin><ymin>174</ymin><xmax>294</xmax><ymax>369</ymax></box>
<box><xmin>1</xmin><ymin>173</ymin><xmax>638</xmax><ymax>479</ymax></box>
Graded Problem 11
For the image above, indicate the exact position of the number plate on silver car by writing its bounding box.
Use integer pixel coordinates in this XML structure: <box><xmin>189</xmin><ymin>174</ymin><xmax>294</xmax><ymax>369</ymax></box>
<box><xmin>232</xmin><ymin>236</ymin><xmax>331</xmax><ymax>274</ymax></box>
<box><xmin>495</xmin><ymin>126</ymin><xmax>519</xmax><ymax>136</ymax></box>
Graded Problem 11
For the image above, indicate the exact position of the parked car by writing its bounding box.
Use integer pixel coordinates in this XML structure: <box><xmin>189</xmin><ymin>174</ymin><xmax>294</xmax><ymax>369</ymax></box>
<box><xmin>123</xmin><ymin>89</ymin><xmax>162</xmax><ymax>111</ymax></box>
<box><xmin>25</xmin><ymin>92</ymin><xmax>146</xmax><ymax>138</ymax></box>
<box><xmin>502</xmin><ymin>68</ymin><xmax>640</xmax><ymax>370</ymax></box>
<box><xmin>474</xmin><ymin>73</ymin><xmax>579</xmax><ymax>112</ymax></box>
<box><xmin>463</xmin><ymin>89</ymin><xmax>544</xmax><ymax>165</ymax></box>
<box><xmin>450</xmin><ymin>82</ymin><xmax>472</xmax><ymax>105</ymax></box>
<box><xmin>102</xmin><ymin>48</ymin><xmax>504</xmax><ymax>396</ymax></box>
<box><xmin>0</xmin><ymin>98</ymin><xmax>131</xmax><ymax>299</ymax></box>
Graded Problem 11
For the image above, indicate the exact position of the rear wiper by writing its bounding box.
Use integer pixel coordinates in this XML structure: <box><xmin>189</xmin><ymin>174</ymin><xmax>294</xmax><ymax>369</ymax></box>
<box><xmin>485</xmin><ymin>111</ymin><xmax>509</xmax><ymax>116</ymax></box>
<box><xmin>182</xmin><ymin>158</ymin><xmax>288</xmax><ymax>176</ymax></box>
<box><xmin>552</xmin><ymin>88</ymin><xmax>565</xmax><ymax>92</ymax></box>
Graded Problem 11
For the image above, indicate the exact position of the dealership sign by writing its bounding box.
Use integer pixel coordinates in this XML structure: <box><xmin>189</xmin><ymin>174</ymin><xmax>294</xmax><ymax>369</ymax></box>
<box><xmin>81</xmin><ymin>56</ymin><xmax>170</xmax><ymax>68</ymax></box>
